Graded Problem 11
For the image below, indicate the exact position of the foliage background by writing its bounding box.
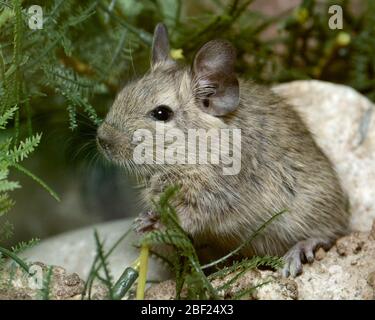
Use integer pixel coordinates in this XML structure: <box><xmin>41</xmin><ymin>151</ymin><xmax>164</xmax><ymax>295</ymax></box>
<box><xmin>0</xmin><ymin>0</ymin><xmax>373</xmax><ymax>247</ymax></box>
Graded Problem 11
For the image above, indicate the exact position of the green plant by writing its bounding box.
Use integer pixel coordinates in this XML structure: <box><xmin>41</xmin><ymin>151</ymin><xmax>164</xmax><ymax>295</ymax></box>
<box><xmin>141</xmin><ymin>186</ymin><xmax>284</xmax><ymax>300</ymax></box>
<box><xmin>82</xmin><ymin>226</ymin><xmax>133</xmax><ymax>299</ymax></box>
<box><xmin>0</xmin><ymin>105</ymin><xmax>44</xmax><ymax>267</ymax></box>
<box><xmin>0</xmin><ymin>0</ymin><xmax>59</xmax><ymax>270</ymax></box>
<box><xmin>85</xmin><ymin>186</ymin><xmax>284</xmax><ymax>300</ymax></box>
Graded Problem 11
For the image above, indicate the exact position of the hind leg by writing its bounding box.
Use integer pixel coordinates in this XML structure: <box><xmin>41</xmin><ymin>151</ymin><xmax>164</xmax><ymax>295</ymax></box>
<box><xmin>282</xmin><ymin>238</ymin><xmax>332</xmax><ymax>277</ymax></box>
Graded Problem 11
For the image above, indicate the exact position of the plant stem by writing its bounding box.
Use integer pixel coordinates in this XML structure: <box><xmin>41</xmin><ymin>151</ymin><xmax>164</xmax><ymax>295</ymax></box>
<box><xmin>136</xmin><ymin>243</ymin><xmax>149</xmax><ymax>300</ymax></box>
<box><xmin>201</xmin><ymin>209</ymin><xmax>287</xmax><ymax>270</ymax></box>
<box><xmin>0</xmin><ymin>246</ymin><xmax>30</xmax><ymax>274</ymax></box>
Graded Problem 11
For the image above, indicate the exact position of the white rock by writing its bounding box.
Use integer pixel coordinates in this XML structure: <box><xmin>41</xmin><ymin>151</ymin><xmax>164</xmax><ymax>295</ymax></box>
<box><xmin>21</xmin><ymin>219</ymin><xmax>171</xmax><ymax>282</ymax></box>
<box><xmin>273</xmin><ymin>80</ymin><xmax>375</xmax><ymax>232</ymax></box>
<box><xmin>294</xmin><ymin>230</ymin><xmax>375</xmax><ymax>299</ymax></box>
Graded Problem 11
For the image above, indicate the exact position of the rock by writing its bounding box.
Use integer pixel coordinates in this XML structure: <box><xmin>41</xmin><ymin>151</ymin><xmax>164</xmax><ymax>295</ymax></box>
<box><xmin>367</xmin><ymin>271</ymin><xmax>375</xmax><ymax>289</ymax></box>
<box><xmin>0</xmin><ymin>261</ymin><xmax>112</xmax><ymax>300</ymax></box>
<box><xmin>370</xmin><ymin>220</ymin><xmax>375</xmax><ymax>240</ymax></box>
<box><xmin>0</xmin><ymin>262</ymin><xmax>85</xmax><ymax>300</ymax></box>
<box><xmin>315</xmin><ymin>248</ymin><xmax>326</xmax><ymax>261</ymax></box>
<box><xmin>146</xmin><ymin>225</ymin><xmax>375</xmax><ymax>300</ymax></box>
<box><xmin>336</xmin><ymin>232</ymin><xmax>365</xmax><ymax>256</ymax></box>
<box><xmin>255</xmin><ymin>274</ymin><xmax>298</xmax><ymax>300</ymax></box>
<box><xmin>273</xmin><ymin>80</ymin><xmax>375</xmax><ymax>232</ymax></box>
<box><xmin>64</xmin><ymin>273</ymin><xmax>81</xmax><ymax>287</ymax></box>
<box><xmin>210</xmin><ymin>269</ymin><xmax>262</xmax><ymax>300</ymax></box>
<box><xmin>336</xmin><ymin>233</ymin><xmax>365</xmax><ymax>256</ymax></box>
<box><xmin>21</xmin><ymin>219</ymin><xmax>172</xmax><ymax>283</ymax></box>
<box><xmin>295</xmin><ymin>230</ymin><xmax>375</xmax><ymax>300</ymax></box>
<box><xmin>145</xmin><ymin>280</ymin><xmax>176</xmax><ymax>300</ymax></box>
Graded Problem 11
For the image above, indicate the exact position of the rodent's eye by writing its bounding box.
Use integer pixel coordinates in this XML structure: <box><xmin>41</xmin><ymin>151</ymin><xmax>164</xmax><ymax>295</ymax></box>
<box><xmin>150</xmin><ymin>105</ymin><xmax>174</xmax><ymax>121</ymax></box>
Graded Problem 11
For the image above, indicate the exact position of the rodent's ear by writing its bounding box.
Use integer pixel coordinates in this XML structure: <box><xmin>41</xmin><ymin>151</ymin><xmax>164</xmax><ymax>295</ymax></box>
<box><xmin>151</xmin><ymin>23</ymin><xmax>173</xmax><ymax>68</ymax></box>
<box><xmin>193</xmin><ymin>40</ymin><xmax>239</xmax><ymax>116</ymax></box>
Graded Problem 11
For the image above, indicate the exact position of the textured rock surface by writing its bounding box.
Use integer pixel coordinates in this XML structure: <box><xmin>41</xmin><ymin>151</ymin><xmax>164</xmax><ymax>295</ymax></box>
<box><xmin>295</xmin><ymin>226</ymin><xmax>375</xmax><ymax>299</ymax></box>
<box><xmin>273</xmin><ymin>80</ymin><xmax>375</xmax><ymax>232</ymax></box>
<box><xmin>145</xmin><ymin>222</ymin><xmax>375</xmax><ymax>300</ymax></box>
<box><xmin>0</xmin><ymin>262</ymin><xmax>83</xmax><ymax>300</ymax></box>
<box><xmin>0</xmin><ymin>262</ymin><xmax>108</xmax><ymax>300</ymax></box>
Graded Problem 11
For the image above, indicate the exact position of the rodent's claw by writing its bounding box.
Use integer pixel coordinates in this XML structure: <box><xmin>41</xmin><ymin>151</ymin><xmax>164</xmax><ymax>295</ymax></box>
<box><xmin>133</xmin><ymin>210</ymin><xmax>162</xmax><ymax>234</ymax></box>
<box><xmin>282</xmin><ymin>249</ymin><xmax>303</xmax><ymax>278</ymax></box>
<box><xmin>281</xmin><ymin>238</ymin><xmax>331</xmax><ymax>278</ymax></box>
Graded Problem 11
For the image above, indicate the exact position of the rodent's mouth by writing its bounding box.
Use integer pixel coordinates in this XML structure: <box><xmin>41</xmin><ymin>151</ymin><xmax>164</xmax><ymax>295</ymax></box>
<box><xmin>96</xmin><ymin>137</ymin><xmax>127</xmax><ymax>166</ymax></box>
<box><xmin>96</xmin><ymin>136</ymin><xmax>132</xmax><ymax>168</ymax></box>
<box><xmin>96</xmin><ymin>121</ymin><xmax>127</xmax><ymax>162</ymax></box>
<box><xmin>96</xmin><ymin>137</ymin><xmax>112</xmax><ymax>159</ymax></box>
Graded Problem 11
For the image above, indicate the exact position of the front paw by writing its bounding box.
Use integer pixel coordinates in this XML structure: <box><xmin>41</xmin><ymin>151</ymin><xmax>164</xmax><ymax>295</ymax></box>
<box><xmin>281</xmin><ymin>238</ymin><xmax>331</xmax><ymax>277</ymax></box>
<box><xmin>133</xmin><ymin>210</ymin><xmax>162</xmax><ymax>234</ymax></box>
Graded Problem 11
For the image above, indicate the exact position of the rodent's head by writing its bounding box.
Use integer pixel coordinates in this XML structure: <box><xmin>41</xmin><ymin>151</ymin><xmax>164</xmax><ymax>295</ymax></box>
<box><xmin>97</xmin><ymin>23</ymin><xmax>240</xmax><ymax>173</ymax></box>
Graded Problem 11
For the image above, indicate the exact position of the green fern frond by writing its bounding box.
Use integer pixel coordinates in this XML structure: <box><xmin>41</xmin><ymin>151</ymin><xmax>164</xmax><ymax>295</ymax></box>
<box><xmin>13</xmin><ymin>164</ymin><xmax>60</xmax><ymax>201</ymax></box>
<box><xmin>209</xmin><ymin>255</ymin><xmax>284</xmax><ymax>282</ymax></box>
<box><xmin>141</xmin><ymin>186</ymin><xmax>219</xmax><ymax>299</ymax></box>
<box><xmin>138</xmin><ymin>186</ymin><xmax>286</xmax><ymax>300</ymax></box>
<box><xmin>0</xmin><ymin>194</ymin><xmax>15</xmax><ymax>217</ymax></box>
<box><xmin>11</xmin><ymin>238</ymin><xmax>40</xmax><ymax>254</ymax></box>
<box><xmin>67</xmin><ymin>104</ymin><xmax>78</xmax><ymax>130</ymax></box>
<box><xmin>0</xmin><ymin>220</ymin><xmax>14</xmax><ymax>240</ymax></box>
<box><xmin>0</xmin><ymin>180</ymin><xmax>20</xmax><ymax>193</ymax></box>
<box><xmin>83</xmin><ymin>227</ymin><xmax>132</xmax><ymax>300</ymax></box>
<box><xmin>0</xmin><ymin>105</ymin><xmax>18</xmax><ymax>129</ymax></box>
<box><xmin>7</xmin><ymin>133</ymin><xmax>41</xmax><ymax>163</ymax></box>
<box><xmin>0</xmin><ymin>168</ymin><xmax>10</xmax><ymax>181</ymax></box>
<box><xmin>56</xmin><ymin>88</ymin><xmax>101</xmax><ymax>129</ymax></box>
<box><xmin>66</xmin><ymin>1</ymin><xmax>99</xmax><ymax>28</ymax></box>
<box><xmin>143</xmin><ymin>229</ymin><xmax>193</xmax><ymax>252</ymax></box>
<box><xmin>0</xmin><ymin>139</ymin><xmax>12</xmax><ymax>156</ymax></box>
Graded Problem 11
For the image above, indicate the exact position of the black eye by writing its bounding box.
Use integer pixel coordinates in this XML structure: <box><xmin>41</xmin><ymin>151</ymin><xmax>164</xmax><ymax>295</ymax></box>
<box><xmin>150</xmin><ymin>105</ymin><xmax>174</xmax><ymax>121</ymax></box>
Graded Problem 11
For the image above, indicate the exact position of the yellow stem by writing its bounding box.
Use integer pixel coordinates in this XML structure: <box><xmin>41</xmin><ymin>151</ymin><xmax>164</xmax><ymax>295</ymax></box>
<box><xmin>136</xmin><ymin>243</ymin><xmax>149</xmax><ymax>300</ymax></box>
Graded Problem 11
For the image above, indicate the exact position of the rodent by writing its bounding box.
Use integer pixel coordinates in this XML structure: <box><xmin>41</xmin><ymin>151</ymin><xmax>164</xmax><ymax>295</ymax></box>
<box><xmin>97</xmin><ymin>23</ymin><xmax>350</xmax><ymax>277</ymax></box>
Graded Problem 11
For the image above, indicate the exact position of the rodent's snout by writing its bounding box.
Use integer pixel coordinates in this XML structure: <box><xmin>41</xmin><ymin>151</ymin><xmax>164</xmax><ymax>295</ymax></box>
<box><xmin>97</xmin><ymin>135</ymin><xmax>113</xmax><ymax>155</ymax></box>
<box><xmin>97</xmin><ymin>121</ymin><xmax>131</xmax><ymax>162</ymax></box>
<box><xmin>97</xmin><ymin>123</ymin><xmax>116</xmax><ymax>157</ymax></box>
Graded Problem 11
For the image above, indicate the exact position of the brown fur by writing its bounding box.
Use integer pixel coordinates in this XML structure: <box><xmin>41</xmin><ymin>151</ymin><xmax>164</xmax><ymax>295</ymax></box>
<box><xmin>97</xmin><ymin>26</ymin><xmax>350</xmax><ymax>263</ymax></box>
<box><xmin>98</xmin><ymin>63</ymin><xmax>349</xmax><ymax>258</ymax></box>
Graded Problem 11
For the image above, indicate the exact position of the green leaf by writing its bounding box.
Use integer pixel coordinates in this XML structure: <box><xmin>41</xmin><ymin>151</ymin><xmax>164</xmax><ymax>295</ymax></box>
<box><xmin>8</xmin><ymin>133</ymin><xmax>41</xmax><ymax>163</ymax></box>
<box><xmin>13</xmin><ymin>164</ymin><xmax>60</xmax><ymax>202</ymax></box>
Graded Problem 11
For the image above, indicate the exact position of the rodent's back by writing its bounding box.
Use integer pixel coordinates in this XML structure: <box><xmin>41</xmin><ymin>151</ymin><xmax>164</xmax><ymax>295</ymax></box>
<box><xmin>209</xmin><ymin>80</ymin><xmax>350</xmax><ymax>256</ymax></box>
<box><xmin>156</xmin><ymin>79</ymin><xmax>348</xmax><ymax>259</ymax></box>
